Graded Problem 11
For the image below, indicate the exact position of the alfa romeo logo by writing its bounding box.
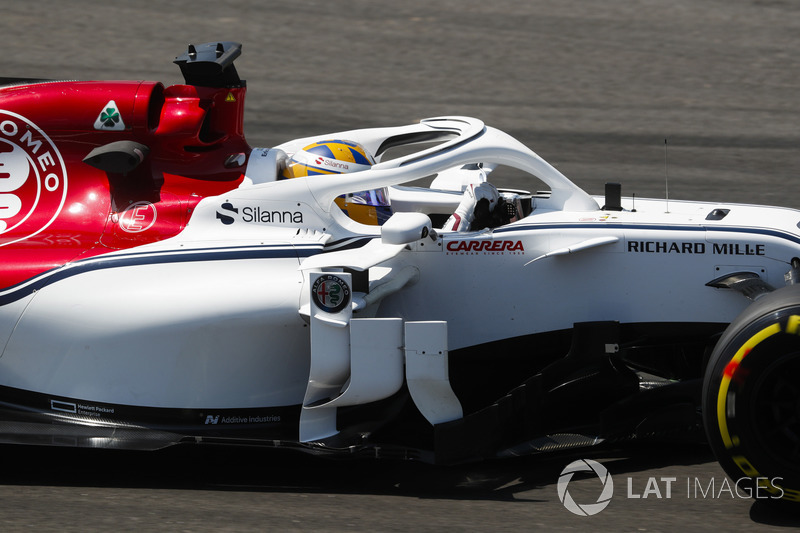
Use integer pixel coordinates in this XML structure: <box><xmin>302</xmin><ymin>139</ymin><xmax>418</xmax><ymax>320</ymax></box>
<box><xmin>0</xmin><ymin>110</ymin><xmax>68</xmax><ymax>246</ymax></box>
<box><xmin>557</xmin><ymin>459</ymin><xmax>614</xmax><ymax>516</ymax></box>
<box><xmin>311</xmin><ymin>274</ymin><xmax>351</xmax><ymax>313</ymax></box>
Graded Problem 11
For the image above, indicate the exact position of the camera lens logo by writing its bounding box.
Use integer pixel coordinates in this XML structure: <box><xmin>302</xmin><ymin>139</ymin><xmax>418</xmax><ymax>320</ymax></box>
<box><xmin>557</xmin><ymin>459</ymin><xmax>614</xmax><ymax>516</ymax></box>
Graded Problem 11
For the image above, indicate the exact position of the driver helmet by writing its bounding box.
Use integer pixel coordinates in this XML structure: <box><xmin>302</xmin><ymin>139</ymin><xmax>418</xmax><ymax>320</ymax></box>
<box><xmin>281</xmin><ymin>139</ymin><xmax>391</xmax><ymax>225</ymax></box>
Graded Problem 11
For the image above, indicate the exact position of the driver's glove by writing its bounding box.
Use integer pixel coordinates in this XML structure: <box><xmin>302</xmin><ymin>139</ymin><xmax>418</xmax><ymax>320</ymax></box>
<box><xmin>442</xmin><ymin>182</ymin><xmax>499</xmax><ymax>232</ymax></box>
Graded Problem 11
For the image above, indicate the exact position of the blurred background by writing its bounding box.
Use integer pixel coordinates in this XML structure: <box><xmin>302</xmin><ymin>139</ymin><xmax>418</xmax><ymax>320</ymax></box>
<box><xmin>5</xmin><ymin>0</ymin><xmax>799</xmax><ymax>205</ymax></box>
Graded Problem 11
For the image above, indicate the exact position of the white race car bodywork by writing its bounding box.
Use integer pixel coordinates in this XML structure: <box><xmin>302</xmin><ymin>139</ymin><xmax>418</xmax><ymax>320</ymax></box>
<box><xmin>1</xmin><ymin>116</ymin><xmax>798</xmax><ymax>455</ymax></box>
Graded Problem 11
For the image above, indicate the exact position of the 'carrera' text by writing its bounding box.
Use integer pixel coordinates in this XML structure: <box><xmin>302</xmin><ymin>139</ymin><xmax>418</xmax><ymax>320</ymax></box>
<box><xmin>446</xmin><ymin>240</ymin><xmax>525</xmax><ymax>255</ymax></box>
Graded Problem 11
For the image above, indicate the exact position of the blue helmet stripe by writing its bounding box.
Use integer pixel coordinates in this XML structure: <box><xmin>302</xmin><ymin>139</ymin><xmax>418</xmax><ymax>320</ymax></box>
<box><xmin>306</xmin><ymin>144</ymin><xmax>336</xmax><ymax>158</ymax></box>
<box><xmin>348</xmin><ymin>147</ymin><xmax>371</xmax><ymax>165</ymax></box>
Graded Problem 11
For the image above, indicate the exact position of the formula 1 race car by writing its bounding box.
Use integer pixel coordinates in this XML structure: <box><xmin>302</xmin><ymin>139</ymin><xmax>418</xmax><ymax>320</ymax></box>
<box><xmin>1</xmin><ymin>42</ymin><xmax>798</xmax><ymax>503</ymax></box>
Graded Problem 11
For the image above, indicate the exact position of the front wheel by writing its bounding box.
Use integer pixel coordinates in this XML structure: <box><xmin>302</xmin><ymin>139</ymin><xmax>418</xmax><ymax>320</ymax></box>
<box><xmin>703</xmin><ymin>285</ymin><xmax>800</xmax><ymax>504</ymax></box>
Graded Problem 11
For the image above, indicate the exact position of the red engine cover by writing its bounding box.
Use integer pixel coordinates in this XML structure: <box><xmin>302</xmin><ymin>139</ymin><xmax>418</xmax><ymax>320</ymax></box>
<box><xmin>0</xmin><ymin>78</ymin><xmax>251</xmax><ymax>289</ymax></box>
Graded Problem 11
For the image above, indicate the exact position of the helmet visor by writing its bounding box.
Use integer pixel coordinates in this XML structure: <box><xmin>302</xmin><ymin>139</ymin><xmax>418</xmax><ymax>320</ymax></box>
<box><xmin>346</xmin><ymin>187</ymin><xmax>390</xmax><ymax>207</ymax></box>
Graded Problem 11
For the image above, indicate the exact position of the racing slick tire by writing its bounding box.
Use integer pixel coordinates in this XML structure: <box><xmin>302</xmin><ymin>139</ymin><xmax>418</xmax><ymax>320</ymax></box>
<box><xmin>703</xmin><ymin>284</ymin><xmax>800</xmax><ymax>505</ymax></box>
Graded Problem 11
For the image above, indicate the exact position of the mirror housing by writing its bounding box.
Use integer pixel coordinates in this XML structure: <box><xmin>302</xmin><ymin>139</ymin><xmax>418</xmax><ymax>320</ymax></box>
<box><xmin>381</xmin><ymin>212</ymin><xmax>434</xmax><ymax>245</ymax></box>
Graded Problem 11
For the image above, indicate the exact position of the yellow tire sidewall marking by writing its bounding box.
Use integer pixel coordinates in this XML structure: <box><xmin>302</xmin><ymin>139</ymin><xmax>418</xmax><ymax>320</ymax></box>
<box><xmin>716</xmin><ymin>322</ymin><xmax>782</xmax><ymax>450</ymax></box>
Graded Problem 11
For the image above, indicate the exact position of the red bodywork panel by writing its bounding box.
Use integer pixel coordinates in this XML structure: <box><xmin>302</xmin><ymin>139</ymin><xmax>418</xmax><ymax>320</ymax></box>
<box><xmin>0</xmin><ymin>78</ymin><xmax>250</xmax><ymax>289</ymax></box>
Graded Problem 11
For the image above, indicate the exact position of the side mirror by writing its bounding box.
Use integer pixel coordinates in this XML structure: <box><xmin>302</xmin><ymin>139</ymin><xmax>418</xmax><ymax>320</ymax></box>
<box><xmin>381</xmin><ymin>212</ymin><xmax>434</xmax><ymax>245</ymax></box>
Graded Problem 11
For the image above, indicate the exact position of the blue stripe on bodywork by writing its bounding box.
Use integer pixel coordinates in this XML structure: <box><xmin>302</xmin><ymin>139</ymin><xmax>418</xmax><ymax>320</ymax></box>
<box><xmin>6</xmin><ymin>221</ymin><xmax>796</xmax><ymax>306</ymax></box>
<box><xmin>0</xmin><ymin>244</ymin><xmax>322</xmax><ymax>307</ymax></box>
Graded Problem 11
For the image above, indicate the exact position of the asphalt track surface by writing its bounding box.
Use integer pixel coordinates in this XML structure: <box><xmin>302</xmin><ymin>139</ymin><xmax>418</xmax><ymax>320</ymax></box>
<box><xmin>2</xmin><ymin>0</ymin><xmax>800</xmax><ymax>530</ymax></box>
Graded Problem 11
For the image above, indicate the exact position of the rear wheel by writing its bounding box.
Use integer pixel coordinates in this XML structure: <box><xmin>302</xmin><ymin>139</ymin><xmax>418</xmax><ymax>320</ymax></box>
<box><xmin>703</xmin><ymin>285</ymin><xmax>800</xmax><ymax>504</ymax></box>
